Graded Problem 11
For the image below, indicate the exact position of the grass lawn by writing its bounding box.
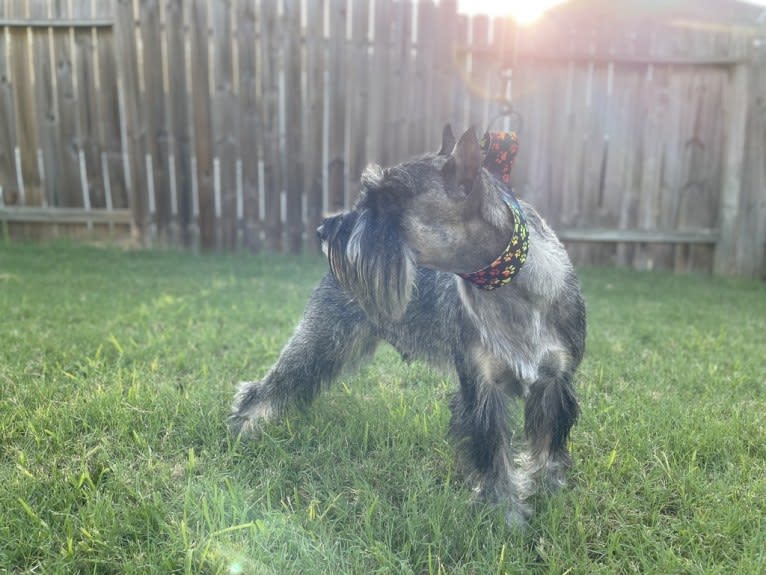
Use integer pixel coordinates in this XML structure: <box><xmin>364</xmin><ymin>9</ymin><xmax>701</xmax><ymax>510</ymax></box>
<box><xmin>1</xmin><ymin>242</ymin><xmax>765</xmax><ymax>574</ymax></box>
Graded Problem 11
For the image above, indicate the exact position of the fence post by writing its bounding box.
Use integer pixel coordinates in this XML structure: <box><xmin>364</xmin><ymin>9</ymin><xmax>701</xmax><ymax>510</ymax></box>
<box><xmin>714</xmin><ymin>62</ymin><xmax>749</xmax><ymax>276</ymax></box>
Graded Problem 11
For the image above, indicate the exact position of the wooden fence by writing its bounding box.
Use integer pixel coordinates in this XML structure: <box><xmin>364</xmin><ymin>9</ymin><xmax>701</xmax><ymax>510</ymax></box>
<box><xmin>1</xmin><ymin>0</ymin><xmax>764</xmax><ymax>277</ymax></box>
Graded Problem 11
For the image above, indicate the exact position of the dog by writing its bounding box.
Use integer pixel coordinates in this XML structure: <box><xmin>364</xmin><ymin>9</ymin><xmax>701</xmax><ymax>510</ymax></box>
<box><xmin>230</xmin><ymin>125</ymin><xmax>586</xmax><ymax>527</ymax></box>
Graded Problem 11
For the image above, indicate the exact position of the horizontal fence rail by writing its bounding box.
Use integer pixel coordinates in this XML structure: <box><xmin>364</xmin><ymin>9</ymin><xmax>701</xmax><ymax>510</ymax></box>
<box><xmin>557</xmin><ymin>229</ymin><xmax>720</xmax><ymax>245</ymax></box>
<box><xmin>0</xmin><ymin>206</ymin><xmax>131</xmax><ymax>224</ymax></box>
<box><xmin>0</xmin><ymin>18</ymin><xmax>114</xmax><ymax>28</ymax></box>
<box><xmin>0</xmin><ymin>0</ymin><xmax>764</xmax><ymax>278</ymax></box>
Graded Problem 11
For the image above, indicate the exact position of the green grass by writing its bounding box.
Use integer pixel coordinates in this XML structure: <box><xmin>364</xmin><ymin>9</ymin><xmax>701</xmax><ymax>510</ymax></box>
<box><xmin>1</xmin><ymin>242</ymin><xmax>764</xmax><ymax>574</ymax></box>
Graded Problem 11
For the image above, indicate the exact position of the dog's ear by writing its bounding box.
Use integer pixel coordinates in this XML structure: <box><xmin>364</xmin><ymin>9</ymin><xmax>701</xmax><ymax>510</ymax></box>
<box><xmin>442</xmin><ymin>127</ymin><xmax>482</xmax><ymax>196</ymax></box>
<box><xmin>437</xmin><ymin>124</ymin><xmax>456</xmax><ymax>156</ymax></box>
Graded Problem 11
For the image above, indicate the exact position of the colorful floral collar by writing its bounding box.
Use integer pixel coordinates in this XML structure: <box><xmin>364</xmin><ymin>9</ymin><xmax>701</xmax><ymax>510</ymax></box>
<box><xmin>457</xmin><ymin>131</ymin><xmax>529</xmax><ymax>290</ymax></box>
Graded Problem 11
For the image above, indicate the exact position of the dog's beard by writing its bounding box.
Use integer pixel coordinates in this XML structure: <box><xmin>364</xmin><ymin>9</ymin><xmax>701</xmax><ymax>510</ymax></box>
<box><xmin>326</xmin><ymin>209</ymin><xmax>415</xmax><ymax>322</ymax></box>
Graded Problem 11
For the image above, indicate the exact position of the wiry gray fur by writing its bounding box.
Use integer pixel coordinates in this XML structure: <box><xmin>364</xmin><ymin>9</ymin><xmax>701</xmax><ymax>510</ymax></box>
<box><xmin>230</xmin><ymin>125</ymin><xmax>586</xmax><ymax>528</ymax></box>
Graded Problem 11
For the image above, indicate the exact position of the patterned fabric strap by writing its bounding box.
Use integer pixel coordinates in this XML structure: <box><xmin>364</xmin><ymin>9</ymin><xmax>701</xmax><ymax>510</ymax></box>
<box><xmin>457</xmin><ymin>131</ymin><xmax>529</xmax><ymax>291</ymax></box>
<box><xmin>481</xmin><ymin>130</ymin><xmax>519</xmax><ymax>186</ymax></box>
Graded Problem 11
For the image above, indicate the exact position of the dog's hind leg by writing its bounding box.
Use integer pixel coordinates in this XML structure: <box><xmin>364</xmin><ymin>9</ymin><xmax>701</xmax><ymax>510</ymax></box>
<box><xmin>521</xmin><ymin>349</ymin><xmax>580</xmax><ymax>493</ymax></box>
<box><xmin>449</xmin><ymin>350</ymin><xmax>531</xmax><ymax>528</ymax></box>
<box><xmin>229</xmin><ymin>274</ymin><xmax>378</xmax><ymax>437</ymax></box>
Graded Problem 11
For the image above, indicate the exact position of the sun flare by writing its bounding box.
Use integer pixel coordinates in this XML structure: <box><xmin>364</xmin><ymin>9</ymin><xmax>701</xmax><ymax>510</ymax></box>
<box><xmin>457</xmin><ymin>0</ymin><xmax>569</xmax><ymax>25</ymax></box>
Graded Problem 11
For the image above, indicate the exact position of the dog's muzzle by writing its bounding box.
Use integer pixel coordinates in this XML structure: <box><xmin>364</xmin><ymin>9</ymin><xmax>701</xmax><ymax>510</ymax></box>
<box><xmin>317</xmin><ymin>216</ymin><xmax>340</xmax><ymax>256</ymax></box>
<box><xmin>317</xmin><ymin>223</ymin><xmax>328</xmax><ymax>255</ymax></box>
<box><xmin>316</xmin><ymin>215</ymin><xmax>340</xmax><ymax>243</ymax></box>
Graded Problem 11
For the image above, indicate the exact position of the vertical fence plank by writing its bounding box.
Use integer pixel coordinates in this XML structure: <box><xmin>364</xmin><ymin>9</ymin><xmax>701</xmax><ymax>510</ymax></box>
<box><xmin>436</xmin><ymin>0</ymin><xmax>457</xmax><ymax>133</ymax></box>
<box><xmin>598</xmin><ymin>35</ymin><xmax>623</xmax><ymax>227</ymax></box>
<box><xmin>386</xmin><ymin>0</ymin><xmax>406</xmax><ymax>163</ymax></box>
<box><xmin>89</xmin><ymin>0</ymin><xmax>109</xmax><ymax>217</ymax></box>
<box><xmin>542</xmin><ymin>31</ymin><xmax>568</xmax><ymax>230</ymax></box>
<box><xmin>304</xmin><ymin>0</ymin><xmax>325</xmax><ymax>253</ymax></box>
<box><xmin>238</xmin><ymin>0</ymin><xmax>260</xmax><ymax>250</ymax></box>
<box><xmin>231</xmin><ymin>0</ymin><xmax>242</xmax><ymax>249</ymax></box>
<box><xmin>734</xmin><ymin>55</ymin><xmax>763</xmax><ymax>276</ymax></box>
<box><xmin>97</xmin><ymin>2</ymin><xmax>121</xmax><ymax>218</ymax></box>
<box><xmin>10</xmin><ymin>0</ymin><xmax>39</xmax><ymax>206</ymax></box>
<box><xmin>368</xmin><ymin>0</ymin><xmax>390</xmax><ymax>167</ymax></box>
<box><xmin>115</xmin><ymin>0</ymin><xmax>145</xmax><ymax>241</ymax></box>
<box><xmin>487</xmin><ymin>16</ymin><xmax>508</xmax><ymax>129</ymax></box>
<box><xmin>468</xmin><ymin>15</ymin><xmax>489</xmax><ymax>129</ymax></box>
<box><xmin>558</xmin><ymin>53</ymin><xmax>578</xmax><ymax>228</ymax></box>
<box><xmin>259</xmin><ymin>0</ymin><xmax>281</xmax><ymax>251</ymax></box>
<box><xmin>49</xmin><ymin>1</ymin><xmax>79</xmax><ymax>208</ymax></box>
<box><xmin>159</xmin><ymin>0</ymin><xmax>176</xmax><ymax>241</ymax></box>
<box><xmin>715</xmin><ymin>62</ymin><xmax>749</xmax><ymax>275</ymax></box>
<box><xmin>696</xmin><ymin>69</ymin><xmax>723</xmax><ymax>273</ymax></box>
<box><xmin>743</xmin><ymin>48</ymin><xmax>766</xmax><ymax>278</ymax></box>
<box><xmin>615</xmin><ymin>65</ymin><xmax>641</xmax><ymax>267</ymax></box>
<box><xmin>326</xmin><ymin>0</ymin><xmax>346</xmax><ymax>212</ymax></box>
<box><xmin>69</xmin><ymin>0</ymin><xmax>89</xmax><ymax>224</ymax></box>
<box><xmin>181</xmin><ymin>0</ymin><xmax>199</xmax><ymax>247</ymax></box>
<box><xmin>668</xmin><ymin>69</ymin><xmax>696</xmax><ymax>272</ymax></box>
<box><xmin>189</xmin><ymin>0</ymin><xmax>214</xmax><ymax>249</ymax></box>
<box><xmin>638</xmin><ymin>52</ymin><xmax>671</xmax><ymax>269</ymax></box>
<box><xmin>70</xmin><ymin>0</ymin><xmax>101</xmax><ymax>218</ymax></box>
<box><xmin>165</xmin><ymin>0</ymin><xmax>189</xmax><ymax>244</ymax></box>
<box><xmin>408</xmin><ymin>1</ymin><xmax>424</xmax><ymax>156</ymax></box>
<box><xmin>345</xmin><ymin>0</ymin><xmax>368</xmax><ymax>207</ymax></box>
<box><xmin>29</xmin><ymin>1</ymin><xmax>54</xmax><ymax>210</ymax></box>
<box><xmin>634</xmin><ymin>64</ymin><xmax>661</xmax><ymax>269</ymax></box>
<box><xmin>453</xmin><ymin>14</ymin><xmax>470</xmax><ymax>130</ymax></box>
<box><xmin>0</xmin><ymin>1</ymin><xmax>18</xmax><ymax>206</ymax></box>
<box><xmin>413</xmin><ymin>0</ymin><xmax>434</xmax><ymax>154</ymax></box>
<box><xmin>283</xmin><ymin>0</ymin><xmax>303</xmax><ymax>252</ymax></box>
<box><xmin>210</xmin><ymin>0</ymin><xmax>237</xmax><ymax>250</ymax></box>
<box><xmin>137</xmin><ymin>0</ymin><xmax>163</xmax><ymax>241</ymax></box>
<box><xmin>100</xmin><ymin>5</ymin><xmax>127</xmax><ymax>212</ymax></box>
<box><xmin>557</xmin><ymin>45</ymin><xmax>588</xmax><ymax>263</ymax></box>
<box><xmin>385</xmin><ymin>2</ymin><xmax>403</xmax><ymax>162</ymax></box>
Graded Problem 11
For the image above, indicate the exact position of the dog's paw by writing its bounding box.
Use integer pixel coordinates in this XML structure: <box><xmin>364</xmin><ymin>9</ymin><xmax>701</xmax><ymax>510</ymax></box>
<box><xmin>504</xmin><ymin>503</ymin><xmax>532</xmax><ymax>531</ymax></box>
<box><xmin>541</xmin><ymin>461</ymin><xmax>569</xmax><ymax>493</ymax></box>
<box><xmin>228</xmin><ymin>412</ymin><xmax>265</xmax><ymax>439</ymax></box>
<box><xmin>229</xmin><ymin>381</ymin><xmax>277</xmax><ymax>439</ymax></box>
<box><xmin>472</xmin><ymin>480</ymin><xmax>533</xmax><ymax>531</ymax></box>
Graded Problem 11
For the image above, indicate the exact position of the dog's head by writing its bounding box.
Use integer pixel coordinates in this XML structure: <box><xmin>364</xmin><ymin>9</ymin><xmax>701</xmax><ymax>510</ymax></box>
<box><xmin>318</xmin><ymin>125</ymin><xmax>513</xmax><ymax>321</ymax></box>
<box><xmin>318</xmin><ymin>200</ymin><xmax>415</xmax><ymax>322</ymax></box>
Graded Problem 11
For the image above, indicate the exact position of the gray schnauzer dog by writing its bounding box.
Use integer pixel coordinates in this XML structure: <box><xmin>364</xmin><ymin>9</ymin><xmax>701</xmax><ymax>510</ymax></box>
<box><xmin>230</xmin><ymin>125</ymin><xmax>586</xmax><ymax>527</ymax></box>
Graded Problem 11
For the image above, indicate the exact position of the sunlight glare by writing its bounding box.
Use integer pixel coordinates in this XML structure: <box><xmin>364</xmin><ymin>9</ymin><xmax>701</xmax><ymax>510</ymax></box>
<box><xmin>458</xmin><ymin>0</ymin><xmax>569</xmax><ymax>25</ymax></box>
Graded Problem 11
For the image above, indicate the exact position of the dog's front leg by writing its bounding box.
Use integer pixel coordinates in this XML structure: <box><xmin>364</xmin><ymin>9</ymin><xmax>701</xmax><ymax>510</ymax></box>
<box><xmin>449</xmin><ymin>352</ymin><xmax>531</xmax><ymax>529</ymax></box>
<box><xmin>229</xmin><ymin>274</ymin><xmax>378</xmax><ymax>437</ymax></box>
